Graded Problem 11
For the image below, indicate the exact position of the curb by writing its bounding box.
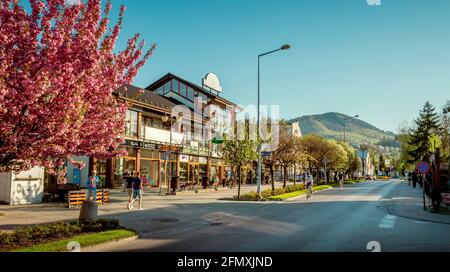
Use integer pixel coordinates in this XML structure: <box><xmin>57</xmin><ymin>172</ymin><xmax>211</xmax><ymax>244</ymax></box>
<box><xmin>387</xmin><ymin>201</ymin><xmax>450</xmax><ymax>226</ymax></box>
<box><xmin>386</xmin><ymin>184</ymin><xmax>450</xmax><ymax>225</ymax></box>
<box><xmin>70</xmin><ymin>235</ymin><xmax>139</xmax><ymax>252</ymax></box>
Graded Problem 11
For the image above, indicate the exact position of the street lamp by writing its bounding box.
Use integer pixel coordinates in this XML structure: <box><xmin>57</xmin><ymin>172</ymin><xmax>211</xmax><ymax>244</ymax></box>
<box><xmin>256</xmin><ymin>44</ymin><xmax>291</xmax><ymax>198</ymax></box>
<box><xmin>343</xmin><ymin>115</ymin><xmax>359</xmax><ymax>143</ymax></box>
<box><xmin>162</xmin><ymin>112</ymin><xmax>183</xmax><ymax>195</ymax></box>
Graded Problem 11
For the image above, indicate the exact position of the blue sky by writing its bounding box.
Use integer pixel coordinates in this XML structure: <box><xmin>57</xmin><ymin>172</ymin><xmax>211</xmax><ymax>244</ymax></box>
<box><xmin>27</xmin><ymin>0</ymin><xmax>450</xmax><ymax>132</ymax></box>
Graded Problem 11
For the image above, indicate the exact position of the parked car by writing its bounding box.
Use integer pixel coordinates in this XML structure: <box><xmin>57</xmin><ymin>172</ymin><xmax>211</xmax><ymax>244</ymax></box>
<box><xmin>365</xmin><ymin>175</ymin><xmax>374</xmax><ymax>181</ymax></box>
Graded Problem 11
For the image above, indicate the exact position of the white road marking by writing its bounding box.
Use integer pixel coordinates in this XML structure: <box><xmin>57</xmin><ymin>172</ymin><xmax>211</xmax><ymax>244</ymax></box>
<box><xmin>379</xmin><ymin>215</ymin><xmax>397</xmax><ymax>229</ymax></box>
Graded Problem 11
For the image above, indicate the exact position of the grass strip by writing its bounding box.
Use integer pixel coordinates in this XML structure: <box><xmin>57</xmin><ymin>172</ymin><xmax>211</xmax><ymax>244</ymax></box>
<box><xmin>268</xmin><ymin>185</ymin><xmax>333</xmax><ymax>200</ymax></box>
<box><xmin>13</xmin><ymin>229</ymin><xmax>137</xmax><ymax>252</ymax></box>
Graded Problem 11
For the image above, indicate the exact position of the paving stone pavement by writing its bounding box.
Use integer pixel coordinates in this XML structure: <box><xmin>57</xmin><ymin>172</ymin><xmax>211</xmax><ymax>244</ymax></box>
<box><xmin>388</xmin><ymin>181</ymin><xmax>450</xmax><ymax>224</ymax></box>
<box><xmin>0</xmin><ymin>182</ymin><xmax>289</xmax><ymax>231</ymax></box>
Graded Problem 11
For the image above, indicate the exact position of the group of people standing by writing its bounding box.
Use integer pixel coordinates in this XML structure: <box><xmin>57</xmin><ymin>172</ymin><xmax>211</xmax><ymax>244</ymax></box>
<box><xmin>83</xmin><ymin>169</ymin><xmax>143</xmax><ymax>210</ymax></box>
<box><xmin>122</xmin><ymin>170</ymin><xmax>144</xmax><ymax>211</ymax></box>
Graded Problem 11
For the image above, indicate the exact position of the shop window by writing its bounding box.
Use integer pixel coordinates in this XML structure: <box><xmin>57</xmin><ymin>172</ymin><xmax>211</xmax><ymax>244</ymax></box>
<box><xmin>189</xmin><ymin>164</ymin><xmax>199</xmax><ymax>183</ymax></box>
<box><xmin>179</xmin><ymin>162</ymin><xmax>188</xmax><ymax>182</ymax></box>
<box><xmin>140</xmin><ymin>160</ymin><xmax>159</xmax><ymax>187</ymax></box>
<box><xmin>94</xmin><ymin>159</ymin><xmax>107</xmax><ymax>188</ymax></box>
<box><xmin>199</xmin><ymin>164</ymin><xmax>207</xmax><ymax>178</ymax></box>
<box><xmin>141</xmin><ymin>149</ymin><xmax>159</xmax><ymax>159</ymax></box>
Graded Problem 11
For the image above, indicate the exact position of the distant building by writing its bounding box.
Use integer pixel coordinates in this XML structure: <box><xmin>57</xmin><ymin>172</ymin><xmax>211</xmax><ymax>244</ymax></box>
<box><xmin>66</xmin><ymin>73</ymin><xmax>239</xmax><ymax>190</ymax></box>
<box><xmin>287</xmin><ymin>122</ymin><xmax>302</xmax><ymax>138</ymax></box>
<box><xmin>357</xmin><ymin>150</ymin><xmax>374</xmax><ymax>177</ymax></box>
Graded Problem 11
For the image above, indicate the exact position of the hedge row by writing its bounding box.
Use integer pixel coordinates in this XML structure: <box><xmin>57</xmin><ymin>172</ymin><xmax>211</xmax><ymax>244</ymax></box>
<box><xmin>0</xmin><ymin>219</ymin><xmax>120</xmax><ymax>251</ymax></box>
<box><xmin>238</xmin><ymin>184</ymin><xmax>307</xmax><ymax>200</ymax></box>
<box><xmin>237</xmin><ymin>179</ymin><xmax>367</xmax><ymax>200</ymax></box>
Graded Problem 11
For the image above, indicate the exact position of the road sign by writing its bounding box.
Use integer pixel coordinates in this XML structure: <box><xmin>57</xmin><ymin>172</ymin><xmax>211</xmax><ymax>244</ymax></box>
<box><xmin>261</xmin><ymin>151</ymin><xmax>272</xmax><ymax>157</ymax></box>
<box><xmin>417</xmin><ymin>161</ymin><xmax>430</xmax><ymax>174</ymax></box>
<box><xmin>441</xmin><ymin>193</ymin><xmax>450</xmax><ymax>205</ymax></box>
<box><xmin>322</xmin><ymin>157</ymin><xmax>329</xmax><ymax>165</ymax></box>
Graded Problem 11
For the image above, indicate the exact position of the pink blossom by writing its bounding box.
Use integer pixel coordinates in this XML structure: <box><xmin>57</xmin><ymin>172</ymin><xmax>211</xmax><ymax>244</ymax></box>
<box><xmin>0</xmin><ymin>0</ymin><xmax>156</xmax><ymax>172</ymax></box>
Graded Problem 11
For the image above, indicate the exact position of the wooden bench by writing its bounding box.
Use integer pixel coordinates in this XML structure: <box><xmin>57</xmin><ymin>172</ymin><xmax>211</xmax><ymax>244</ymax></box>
<box><xmin>211</xmin><ymin>181</ymin><xmax>221</xmax><ymax>190</ymax></box>
<box><xmin>178</xmin><ymin>182</ymin><xmax>188</xmax><ymax>191</ymax></box>
<box><xmin>187</xmin><ymin>182</ymin><xmax>198</xmax><ymax>191</ymax></box>
<box><xmin>68</xmin><ymin>189</ymin><xmax>110</xmax><ymax>208</ymax></box>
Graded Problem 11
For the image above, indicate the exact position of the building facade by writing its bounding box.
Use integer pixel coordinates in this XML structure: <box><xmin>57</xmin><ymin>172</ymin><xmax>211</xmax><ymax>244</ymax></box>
<box><xmin>68</xmin><ymin>73</ymin><xmax>239</xmax><ymax>191</ymax></box>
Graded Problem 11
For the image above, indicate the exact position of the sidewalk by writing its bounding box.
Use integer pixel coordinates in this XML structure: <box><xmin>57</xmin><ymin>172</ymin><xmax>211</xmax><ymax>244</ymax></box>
<box><xmin>0</xmin><ymin>182</ymin><xmax>290</xmax><ymax>231</ymax></box>
<box><xmin>388</xmin><ymin>181</ymin><xmax>450</xmax><ymax>224</ymax></box>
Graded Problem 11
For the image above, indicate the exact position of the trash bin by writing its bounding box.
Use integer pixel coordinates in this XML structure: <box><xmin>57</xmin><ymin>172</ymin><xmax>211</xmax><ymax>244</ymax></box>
<box><xmin>79</xmin><ymin>200</ymin><xmax>98</xmax><ymax>221</ymax></box>
<box><xmin>201</xmin><ymin>176</ymin><xmax>209</xmax><ymax>189</ymax></box>
<box><xmin>170</xmin><ymin>176</ymin><xmax>179</xmax><ymax>195</ymax></box>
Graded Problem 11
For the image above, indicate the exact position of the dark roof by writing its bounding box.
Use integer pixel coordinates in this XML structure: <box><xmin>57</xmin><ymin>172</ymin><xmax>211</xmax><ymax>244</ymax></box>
<box><xmin>145</xmin><ymin>73</ymin><xmax>237</xmax><ymax>107</ymax></box>
<box><xmin>116</xmin><ymin>84</ymin><xmax>176</xmax><ymax>110</ymax></box>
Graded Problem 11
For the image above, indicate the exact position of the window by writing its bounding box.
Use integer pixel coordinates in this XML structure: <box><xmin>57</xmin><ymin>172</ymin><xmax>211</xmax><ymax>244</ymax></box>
<box><xmin>172</xmin><ymin>80</ymin><xmax>179</xmax><ymax>93</ymax></box>
<box><xmin>125</xmin><ymin>110</ymin><xmax>138</xmax><ymax>137</ymax></box>
<box><xmin>179</xmin><ymin>83</ymin><xmax>187</xmax><ymax>97</ymax></box>
<box><xmin>187</xmin><ymin>87</ymin><xmax>194</xmax><ymax>101</ymax></box>
<box><xmin>164</xmin><ymin>81</ymin><xmax>171</xmax><ymax>93</ymax></box>
<box><xmin>152</xmin><ymin>118</ymin><xmax>163</xmax><ymax>129</ymax></box>
<box><xmin>156</xmin><ymin>86</ymin><xmax>162</xmax><ymax>95</ymax></box>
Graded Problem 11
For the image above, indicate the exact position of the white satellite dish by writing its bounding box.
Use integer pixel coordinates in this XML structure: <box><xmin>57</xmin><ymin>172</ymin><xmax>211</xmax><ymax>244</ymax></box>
<box><xmin>203</xmin><ymin>73</ymin><xmax>222</xmax><ymax>93</ymax></box>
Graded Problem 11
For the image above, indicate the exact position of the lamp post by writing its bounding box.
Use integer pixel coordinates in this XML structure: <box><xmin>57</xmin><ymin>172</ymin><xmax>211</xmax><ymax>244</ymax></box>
<box><xmin>256</xmin><ymin>44</ymin><xmax>290</xmax><ymax>198</ymax></box>
<box><xmin>343</xmin><ymin>115</ymin><xmax>359</xmax><ymax>143</ymax></box>
<box><xmin>162</xmin><ymin>113</ymin><xmax>183</xmax><ymax>195</ymax></box>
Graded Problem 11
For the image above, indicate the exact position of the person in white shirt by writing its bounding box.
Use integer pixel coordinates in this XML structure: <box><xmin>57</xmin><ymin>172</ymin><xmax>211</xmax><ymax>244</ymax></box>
<box><xmin>305</xmin><ymin>172</ymin><xmax>313</xmax><ymax>200</ymax></box>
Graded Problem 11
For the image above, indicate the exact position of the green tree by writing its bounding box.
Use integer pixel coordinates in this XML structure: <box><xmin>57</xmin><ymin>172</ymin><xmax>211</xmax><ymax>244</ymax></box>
<box><xmin>379</xmin><ymin>154</ymin><xmax>386</xmax><ymax>173</ymax></box>
<box><xmin>338</xmin><ymin>141</ymin><xmax>361</xmax><ymax>178</ymax></box>
<box><xmin>408</xmin><ymin>102</ymin><xmax>441</xmax><ymax>163</ymax></box>
<box><xmin>396</xmin><ymin>122</ymin><xmax>415</xmax><ymax>172</ymax></box>
<box><xmin>324</xmin><ymin>140</ymin><xmax>348</xmax><ymax>183</ymax></box>
<box><xmin>222</xmin><ymin>134</ymin><xmax>259</xmax><ymax>199</ymax></box>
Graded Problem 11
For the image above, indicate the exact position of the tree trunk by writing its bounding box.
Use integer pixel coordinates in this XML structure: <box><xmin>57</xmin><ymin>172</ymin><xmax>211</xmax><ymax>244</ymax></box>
<box><xmin>283</xmin><ymin>166</ymin><xmax>287</xmax><ymax>188</ymax></box>
<box><xmin>316</xmin><ymin>168</ymin><xmax>320</xmax><ymax>184</ymax></box>
<box><xmin>270</xmin><ymin>165</ymin><xmax>275</xmax><ymax>191</ymax></box>
<box><xmin>237</xmin><ymin>166</ymin><xmax>241</xmax><ymax>199</ymax></box>
<box><xmin>293</xmin><ymin>163</ymin><xmax>297</xmax><ymax>186</ymax></box>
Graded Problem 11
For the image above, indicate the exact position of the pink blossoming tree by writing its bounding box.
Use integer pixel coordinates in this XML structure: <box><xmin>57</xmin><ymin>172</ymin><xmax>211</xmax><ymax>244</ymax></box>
<box><xmin>0</xmin><ymin>0</ymin><xmax>156</xmax><ymax>172</ymax></box>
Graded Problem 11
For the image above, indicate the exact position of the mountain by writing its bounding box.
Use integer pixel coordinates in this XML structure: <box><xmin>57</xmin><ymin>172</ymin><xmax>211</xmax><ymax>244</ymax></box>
<box><xmin>288</xmin><ymin>112</ymin><xmax>398</xmax><ymax>147</ymax></box>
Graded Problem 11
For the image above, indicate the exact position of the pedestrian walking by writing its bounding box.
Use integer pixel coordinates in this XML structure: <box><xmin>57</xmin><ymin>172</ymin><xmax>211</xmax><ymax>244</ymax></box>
<box><xmin>126</xmin><ymin>171</ymin><xmax>134</xmax><ymax>208</ymax></box>
<box><xmin>122</xmin><ymin>170</ymin><xmax>130</xmax><ymax>192</ymax></box>
<box><xmin>128</xmin><ymin>172</ymin><xmax>144</xmax><ymax>211</ymax></box>
<box><xmin>86</xmin><ymin>170</ymin><xmax>99</xmax><ymax>201</ymax></box>
<box><xmin>412</xmin><ymin>170</ymin><xmax>418</xmax><ymax>188</ymax></box>
<box><xmin>305</xmin><ymin>172</ymin><xmax>314</xmax><ymax>201</ymax></box>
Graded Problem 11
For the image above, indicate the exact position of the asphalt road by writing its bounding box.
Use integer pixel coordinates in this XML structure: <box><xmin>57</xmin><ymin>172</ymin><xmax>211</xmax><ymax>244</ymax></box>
<box><xmin>92</xmin><ymin>180</ymin><xmax>450</xmax><ymax>252</ymax></box>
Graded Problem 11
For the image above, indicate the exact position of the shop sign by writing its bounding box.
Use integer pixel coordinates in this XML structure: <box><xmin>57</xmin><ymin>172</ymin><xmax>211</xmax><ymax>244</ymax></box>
<box><xmin>160</xmin><ymin>145</ymin><xmax>178</xmax><ymax>152</ymax></box>
<box><xmin>179</xmin><ymin>154</ymin><xmax>189</xmax><ymax>162</ymax></box>
<box><xmin>182</xmin><ymin>147</ymin><xmax>209</xmax><ymax>157</ymax></box>
<box><xmin>143</xmin><ymin>142</ymin><xmax>159</xmax><ymax>150</ymax></box>
<box><xmin>124</xmin><ymin>139</ymin><xmax>143</xmax><ymax>148</ymax></box>
<box><xmin>199</xmin><ymin>157</ymin><xmax>208</xmax><ymax>164</ymax></box>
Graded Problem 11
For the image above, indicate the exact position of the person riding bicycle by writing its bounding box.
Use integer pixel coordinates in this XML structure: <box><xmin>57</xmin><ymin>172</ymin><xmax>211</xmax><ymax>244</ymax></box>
<box><xmin>305</xmin><ymin>172</ymin><xmax>313</xmax><ymax>195</ymax></box>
